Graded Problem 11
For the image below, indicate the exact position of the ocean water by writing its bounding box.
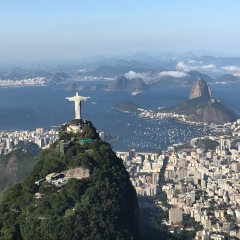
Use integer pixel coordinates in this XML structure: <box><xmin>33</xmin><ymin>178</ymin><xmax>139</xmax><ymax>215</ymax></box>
<box><xmin>0</xmin><ymin>81</ymin><xmax>239</xmax><ymax>152</ymax></box>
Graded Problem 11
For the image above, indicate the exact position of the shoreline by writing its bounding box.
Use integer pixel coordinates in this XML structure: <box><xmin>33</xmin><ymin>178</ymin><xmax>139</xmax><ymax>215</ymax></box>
<box><xmin>0</xmin><ymin>84</ymin><xmax>48</xmax><ymax>89</ymax></box>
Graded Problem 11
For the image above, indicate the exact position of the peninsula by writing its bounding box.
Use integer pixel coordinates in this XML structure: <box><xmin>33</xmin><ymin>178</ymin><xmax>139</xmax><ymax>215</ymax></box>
<box><xmin>66</xmin><ymin>83</ymin><xmax>90</xmax><ymax>91</ymax></box>
<box><xmin>158</xmin><ymin>79</ymin><xmax>239</xmax><ymax>125</ymax></box>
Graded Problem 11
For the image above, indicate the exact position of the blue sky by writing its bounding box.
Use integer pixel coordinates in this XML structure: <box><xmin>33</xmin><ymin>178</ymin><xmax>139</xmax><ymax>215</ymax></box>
<box><xmin>1</xmin><ymin>0</ymin><xmax>240</xmax><ymax>64</ymax></box>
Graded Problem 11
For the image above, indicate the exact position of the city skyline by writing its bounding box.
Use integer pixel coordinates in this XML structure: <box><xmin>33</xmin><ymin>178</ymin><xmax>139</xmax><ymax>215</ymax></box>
<box><xmin>1</xmin><ymin>0</ymin><xmax>240</xmax><ymax>64</ymax></box>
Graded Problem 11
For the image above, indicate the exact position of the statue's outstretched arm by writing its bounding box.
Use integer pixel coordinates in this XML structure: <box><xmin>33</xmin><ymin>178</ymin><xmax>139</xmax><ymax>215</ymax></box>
<box><xmin>81</xmin><ymin>97</ymin><xmax>90</xmax><ymax>101</ymax></box>
<box><xmin>66</xmin><ymin>97</ymin><xmax>75</xmax><ymax>101</ymax></box>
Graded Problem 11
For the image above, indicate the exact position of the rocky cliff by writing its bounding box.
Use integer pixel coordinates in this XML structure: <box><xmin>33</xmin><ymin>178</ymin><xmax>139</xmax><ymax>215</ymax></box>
<box><xmin>189</xmin><ymin>78</ymin><xmax>211</xmax><ymax>99</ymax></box>
<box><xmin>107</xmin><ymin>76</ymin><xmax>149</xmax><ymax>92</ymax></box>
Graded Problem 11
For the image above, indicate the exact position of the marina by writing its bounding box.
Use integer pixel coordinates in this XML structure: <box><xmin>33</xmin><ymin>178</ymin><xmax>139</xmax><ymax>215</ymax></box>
<box><xmin>118</xmin><ymin>118</ymin><xmax>212</xmax><ymax>151</ymax></box>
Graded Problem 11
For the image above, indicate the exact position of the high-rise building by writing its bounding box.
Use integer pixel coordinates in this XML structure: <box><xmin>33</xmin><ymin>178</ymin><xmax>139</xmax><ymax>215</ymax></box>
<box><xmin>203</xmin><ymin>219</ymin><xmax>211</xmax><ymax>230</ymax></box>
<box><xmin>201</xmin><ymin>179</ymin><xmax>207</xmax><ymax>188</ymax></box>
<box><xmin>231</xmin><ymin>162</ymin><xmax>240</xmax><ymax>172</ymax></box>
<box><xmin>220</xmin><ymin>139</ymin><xmax>231</xmax><ymax>150</ymax></box>
<box><xmin>222</xmin><ymin>222</ymin><xmax>233</xmax><ymax>232</ymax></box>
<box><xmin>169</xmin><ymin>208</ymin><xmax>182</xmax><ymax>224</ymax></box>
<box><xmin>152</xmin><ymin>172</ymin><xmax>159</xmax><ymax>185</ymax></box>
<box><xmin>129</xmin><ymin>149</ymin><xmax>136</xmax><ymax>160</ymax></box>
<box><xmin>185</xmin><ymin>198</ymin><xmax>192</xmax><ymax>206</ymax></box>
<box><xmin>36</xmin><ymin>128</ymin><xmax>44</xmax><ymax>134</ymax></box>
<box><xmin>5</xmin><ymin>138</ymin><xmax>11</xmax><ymax>149</ymax></box>
<box><xmin>177</xmin><ymin>167</ymin><xmax>187</xmax><ymax>180</ymax></box>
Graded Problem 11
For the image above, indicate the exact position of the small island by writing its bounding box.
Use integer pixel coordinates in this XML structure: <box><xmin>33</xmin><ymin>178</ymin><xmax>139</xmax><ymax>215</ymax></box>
<box><xmin>113</xmin><ymin>101</ymin><xmax>141</xmax><ymax>113</ymax></box>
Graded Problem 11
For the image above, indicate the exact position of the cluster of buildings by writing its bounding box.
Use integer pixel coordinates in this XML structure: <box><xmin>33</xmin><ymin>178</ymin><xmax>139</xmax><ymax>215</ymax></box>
<box><xmin>0</xmin><ymin>77</ymin><xmax>46</xmax><ymax>87</ymax></box>
<box><xmin>0</xmin><ymin>76</ymin><xmax>114</xmax><ymax>87</ymax></box>
<box><xmin>117</xmin><ymin>119</ymin><xmax>240</xmax><ymax>239</ymax></box>
<box><xmin>73</xmin><ymin>75</ymin><xmax>113</xmax><ymax>81</ymax></box>
<box><xmin>0</xmin><ymin>128</ymin><xmax>58</xmax><ymax>155</ymax></box>
<box><xmin>116</xmin><ymin>149</ymin><xmax>164</xmax><ymax>197</ymax></box>
<box><xmin>162</xmin><ymin>119</ymin><xmax>240</xmax><ymax>239</ymax></box>
<box><xmin>139</xmin><ymin>109</ymin><xmax>239</xmax><ymax>130</ymax></box>
<box><xmin>139</xmin><ymin>109</ymin><xmax>186</xmax><ymax>122</ymax></box>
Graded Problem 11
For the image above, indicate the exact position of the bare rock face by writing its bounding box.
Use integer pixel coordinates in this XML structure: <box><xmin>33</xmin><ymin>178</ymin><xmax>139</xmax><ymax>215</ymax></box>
<box><xmin>189</xmin><ymin>79</ymin><xmax>211</xmax><ymax>99</ymax></box>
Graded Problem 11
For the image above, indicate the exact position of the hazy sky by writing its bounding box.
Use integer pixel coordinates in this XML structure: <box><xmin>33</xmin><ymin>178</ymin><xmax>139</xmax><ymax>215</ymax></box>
<box><xmin>1</xmin><ymin>0</ymin><xmax>240</xmax><ymax>64</ymax></box>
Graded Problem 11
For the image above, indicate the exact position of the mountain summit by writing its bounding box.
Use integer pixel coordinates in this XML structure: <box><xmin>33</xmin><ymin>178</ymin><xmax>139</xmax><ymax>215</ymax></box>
<box><xmin>0</xmin><ymin>119</ymin><xmax>139</xmax><ymax>239</ymax></box>
<box><xmin>189</xmin><ymin>78</ymin><xmax>212</xmax><ymax>99</ymax></box>
<box><xmin>159</xmin><ymin>79</ymin><xmax>239</xmax><ymax>124</ymax></box>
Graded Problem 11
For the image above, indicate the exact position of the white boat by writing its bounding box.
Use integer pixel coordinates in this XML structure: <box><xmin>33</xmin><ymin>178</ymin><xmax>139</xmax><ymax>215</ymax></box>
<box><xmin>131</xmin><ymin>91</ymin><xmax>142</xmax><ymax>96</ymax></box>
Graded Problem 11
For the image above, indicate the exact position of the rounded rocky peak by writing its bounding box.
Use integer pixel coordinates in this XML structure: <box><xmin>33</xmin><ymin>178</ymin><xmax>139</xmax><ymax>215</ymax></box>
<box><xmin>189</xmin><ymin>78</ymin><xmax>212</xmax><ymax>99</ymax></box>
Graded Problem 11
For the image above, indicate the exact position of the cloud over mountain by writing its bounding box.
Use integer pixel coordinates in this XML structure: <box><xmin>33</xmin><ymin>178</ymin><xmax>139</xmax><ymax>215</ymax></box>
<box><xmin>201</xmin><ymin>64</ymin><xmax>216</xmax><ymax>70</ymax></box>
<box><xmin>176</xmin><ymin>62</ymin><xmax>197</xmax><ymax>72</ymax></box>
<box><xmin>222</xmin><ymin>65</ymin><xmax>240</xmax><ymax>71</ymax></box>
<box><xmin>125</xmin><ymin>71</ymin><xmax>147</xmax><ymax>79</ymax></box>
<box><xmin>158</xmin><ymin>71</ymin><xmax>188</xmax><ymax>78</ymax></box>
<box><xmin>176</xmin><ymin>62</ymin><xmax>217</xmax><ymax>72</ymax></box>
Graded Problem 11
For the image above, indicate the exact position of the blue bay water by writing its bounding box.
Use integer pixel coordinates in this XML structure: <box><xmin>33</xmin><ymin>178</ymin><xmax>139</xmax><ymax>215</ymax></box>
<box><xmin>0</xmin><ymin>82</ymin><xmax>239</xmax><ymax>152</ymax></box>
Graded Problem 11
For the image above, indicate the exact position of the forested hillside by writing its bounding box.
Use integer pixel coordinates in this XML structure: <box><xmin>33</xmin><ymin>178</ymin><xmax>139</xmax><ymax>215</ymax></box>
<box><xmin>0</xmin><ymin>142</ymin><xmax>40</xmax><ymax>195</ymax></box>
<box><xmin>0</xmin><ymin>120</ymin><xmax>139</xmax><ymax>240</ymax></box>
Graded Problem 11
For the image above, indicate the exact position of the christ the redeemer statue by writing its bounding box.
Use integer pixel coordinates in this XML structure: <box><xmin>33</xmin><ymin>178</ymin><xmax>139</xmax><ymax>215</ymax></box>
<box><xmin>66</xmin><ymin>92</ymin><xmax>90</xmax><ymax>119</ymax></box>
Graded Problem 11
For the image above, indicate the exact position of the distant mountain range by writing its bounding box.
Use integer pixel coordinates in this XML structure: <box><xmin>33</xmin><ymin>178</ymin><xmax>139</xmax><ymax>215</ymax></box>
<box><xmin>1</xmin><ymin>52</ymin><xmax>240</xmax><ymax>87</ymax></box>
<box><xmin>214</xmin><ymin>74</ymin><xmax>240</xmax><ymax>83</ymax></box>
<box><xmin>151</xmin><ymin>71</ymin><xmax>240</xmax><ymax>87</ymax></box>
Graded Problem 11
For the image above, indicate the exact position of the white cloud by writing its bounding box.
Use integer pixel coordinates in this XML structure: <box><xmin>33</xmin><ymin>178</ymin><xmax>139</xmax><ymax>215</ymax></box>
<box><xmin>188</xmin><ymin>59</ymin><xmax>197</xmax><ymax>64</ymax></box>
<box><xmin>201</xmin><ymin>64</ymin><xmax>216</xmax><ymax>70</ymax></box>
<box><xmin>125</xmin><ymin>71</ymin><xmax>146</xmax><ymax>79</ymax></box>
<box><xmin>176</xmin><ymin>62</ymin><xmax>189</xmax><ymax>72</ymax></box>
<box><xmin>158</xmin><ymin>71</ymin><xmax>189</xmax><ymax>78</ymax></box>
<box><xmin>176</xmin><ymin>61</ymin><xmax>218</xmax><ymax>72</ymax></box>
<box><xmin>222</xmin><ymin>65</ymin><xmax>240</xmax><ymax>71</ymax></box>
<box><xmin>176</xmin><ymin>62</ymin><xmax>197</xmax><ymax>72</ymax></box>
